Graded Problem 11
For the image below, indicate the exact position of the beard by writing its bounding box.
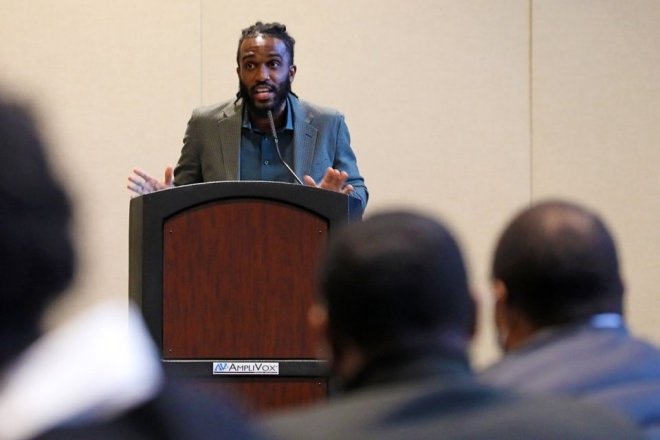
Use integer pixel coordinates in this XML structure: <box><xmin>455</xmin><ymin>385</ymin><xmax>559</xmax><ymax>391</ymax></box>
<box><xmin>239</xmin><ymin>76</ymin><xmax>292</xmax><ymax>118</ymax></box>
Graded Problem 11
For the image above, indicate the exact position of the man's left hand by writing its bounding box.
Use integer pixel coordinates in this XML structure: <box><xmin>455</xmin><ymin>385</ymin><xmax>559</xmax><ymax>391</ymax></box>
<box><xmin>303</xmin><ymin>167</ymin><xmax>354</xmax><ymax>195</ymax></box>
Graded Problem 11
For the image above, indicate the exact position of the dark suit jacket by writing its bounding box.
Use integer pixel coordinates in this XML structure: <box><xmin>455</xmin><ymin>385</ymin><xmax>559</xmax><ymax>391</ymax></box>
<box><xmin>261</xmin><ymin>348</ymin><xmax>642</xmax><ymax>440</ymax></box>
<box><xmin>480</xmin><ymin>324</ymin><xmax>660</xmax><ymax>439</ymax></box>
<box><xmin>33</xmin><ymin>381</ymin><xmax>265</xmax><ymax>440</ymax></box>
<box><xmin>174</xmin><ymin>94</ymin><xmax>368</xmax><ymax>211</ymax></box>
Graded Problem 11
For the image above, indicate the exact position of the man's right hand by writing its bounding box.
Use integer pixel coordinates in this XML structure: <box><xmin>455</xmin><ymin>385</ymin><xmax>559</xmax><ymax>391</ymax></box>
<box><xmin>127</xmin><ymin>166</ymin><xmax>174</xmax><ymax>197</ymax></box>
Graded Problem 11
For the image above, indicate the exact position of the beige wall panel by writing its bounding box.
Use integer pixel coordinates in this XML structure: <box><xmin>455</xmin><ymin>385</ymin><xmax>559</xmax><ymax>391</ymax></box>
<box><xmin>532</xmin><ymin>1</ymin><xmax>660</xmax><ymax>343</ymax></box>
<box><xmin>0</xmin><ymin>1</ymin><xmax>201</xmax><ymax>322</ymax></box>
<box><xmin>202</xmin><ymin>0</ymin><xmax>531</xmax><ymax>366</ymax></box>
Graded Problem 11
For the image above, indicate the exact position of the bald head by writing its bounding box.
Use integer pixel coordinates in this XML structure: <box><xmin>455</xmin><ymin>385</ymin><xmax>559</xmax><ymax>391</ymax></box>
<box><xmin>493</xmin><ymin>200</ymin><xmax>624</xmax><ymax>327</ymax></box>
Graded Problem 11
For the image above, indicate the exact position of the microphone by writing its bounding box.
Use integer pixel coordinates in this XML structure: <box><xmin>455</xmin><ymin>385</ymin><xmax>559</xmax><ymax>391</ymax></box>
<box><xmin>267</xmin><ymin>110</ymin><xmax>304</xmax><ymax>185</ymax></box>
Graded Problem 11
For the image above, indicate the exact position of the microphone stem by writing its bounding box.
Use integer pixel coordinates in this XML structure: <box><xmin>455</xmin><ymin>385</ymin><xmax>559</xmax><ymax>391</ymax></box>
<box><xmin>267</xmin><ymin>110</ymin><xmax>304</xmax><ymax>185</ymax></box>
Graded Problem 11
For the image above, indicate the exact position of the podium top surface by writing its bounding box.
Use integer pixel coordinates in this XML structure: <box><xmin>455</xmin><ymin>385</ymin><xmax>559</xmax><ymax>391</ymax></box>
<box><xmin>130</xmin><ymin>180</ymin><xmax>362</xmax><ymax>222</ymax></box>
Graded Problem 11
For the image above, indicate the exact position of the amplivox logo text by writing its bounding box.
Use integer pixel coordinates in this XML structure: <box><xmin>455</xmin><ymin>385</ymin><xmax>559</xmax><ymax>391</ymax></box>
<box><xmin>212</xmin><ymin>362</ymin><xmax>280</xmax><ymax>375</ymax></box>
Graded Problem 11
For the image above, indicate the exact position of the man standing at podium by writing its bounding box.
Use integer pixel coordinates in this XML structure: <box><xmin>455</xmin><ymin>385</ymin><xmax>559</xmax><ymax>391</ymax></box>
<box><xmin>128</xmin><ymin>21</ymin><xmax>368</xmax><ymax>212</ymax></box>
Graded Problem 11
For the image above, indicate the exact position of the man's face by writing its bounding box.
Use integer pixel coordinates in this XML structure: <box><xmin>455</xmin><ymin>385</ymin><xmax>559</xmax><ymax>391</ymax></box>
<box><xmin>237</xmin><ymin>35</ymin><xmax>296</xmax><ymax>117</ymax></box>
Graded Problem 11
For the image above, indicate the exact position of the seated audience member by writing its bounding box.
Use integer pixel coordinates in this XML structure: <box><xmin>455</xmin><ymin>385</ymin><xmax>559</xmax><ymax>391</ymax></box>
<box><xmin>261</xmin><ymin>211</ymin><xmax>642</xmax><ymax>440</ymax></box>
<box><xmin>0</xmin><ymin>97</ymin><xmax>263</xmax><ymax>440</ymax></box>
<box><xmin>480</xmin><ymin>200</ymin><xmax>660</xmax><ymax>439</ymax></box>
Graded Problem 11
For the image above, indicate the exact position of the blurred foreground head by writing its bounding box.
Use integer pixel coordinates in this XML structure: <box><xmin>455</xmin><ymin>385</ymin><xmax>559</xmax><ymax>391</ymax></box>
<box><xmin>0</xmin><ymin>98</ymin><xmax>74</xmax><ymax>368</ymax></box>
<box><xmin>313</xmin><ymin>211</ymin><xmax>473</xmax><ymax>379</ymax></box>
<box><xmin>492</xmin><ymin>199</ymin><xmax>623</xmax><ymax>350</ymax></box>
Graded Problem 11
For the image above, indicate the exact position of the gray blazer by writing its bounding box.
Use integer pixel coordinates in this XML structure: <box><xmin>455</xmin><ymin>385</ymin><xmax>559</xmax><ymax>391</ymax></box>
<box><xmin>480</xmin><ymin>325</ymin><xmax>660</xmax><ymax>440</ymax></box>
<box><xmin>173</xmin><ymin>94</ymin><xmax>368</xmax><ymax>211</ymax></box>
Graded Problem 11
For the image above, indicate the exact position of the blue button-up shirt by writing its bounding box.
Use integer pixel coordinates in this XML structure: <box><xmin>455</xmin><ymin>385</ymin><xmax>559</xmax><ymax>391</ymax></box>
<box><xmin>240</xmin><ymin>98</ymin><xmax>295</xmax><ymax>183</ymax></box>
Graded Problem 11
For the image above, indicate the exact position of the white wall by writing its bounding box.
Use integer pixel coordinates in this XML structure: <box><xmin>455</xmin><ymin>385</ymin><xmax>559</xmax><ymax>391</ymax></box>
<box><xmin>0</xmin><ymin>0</ymin><xmax>657</xmax><ymax>367</ymax></box>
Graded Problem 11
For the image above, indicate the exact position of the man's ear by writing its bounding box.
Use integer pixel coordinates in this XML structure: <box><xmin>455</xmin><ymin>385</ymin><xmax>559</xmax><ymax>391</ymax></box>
<box><xmin>493</xmin><ymin>279</ymin><xmax>508</xmax><ymax>307</ymax></box>
<box><xmin>467</xmin><ymin>287</ymin><xmax>479</xmax><ymax>341</ymax></box>
<box><xmin>308</xmin><ymin>303</ymin><xmax>330</xmax><ymax>359</ymax></box>
<box><xmin>492</xmin><ymin>279</ymin><xmax>511</xmax><ymax>350</ymax></box>
<box><xmin>492</xmin><ymin>279</ymin><xmax>537</xmax><ymax>351</ymax></box>
<box><xmin>308</xmin><ymin>303</ymin><xmax>327</xmax><ymax>332</ymax></box>
<box><xmin>493</xmin><ymin>279</ymin><xmax>509</xmax><ymax>322</ymax></box>
<box><xmin>289</xmin><ymin>64</ymin><xmax>297</xmax><ymax>82</ymax></box>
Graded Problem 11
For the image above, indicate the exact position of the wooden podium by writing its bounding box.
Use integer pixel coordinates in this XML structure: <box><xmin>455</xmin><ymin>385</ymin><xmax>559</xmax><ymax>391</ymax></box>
<box><xmin>129</xmin><ymin>181</ymin><xmax>361</xmax><ymax>413</ymax></box>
